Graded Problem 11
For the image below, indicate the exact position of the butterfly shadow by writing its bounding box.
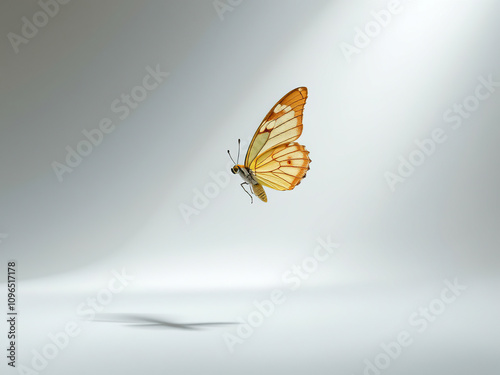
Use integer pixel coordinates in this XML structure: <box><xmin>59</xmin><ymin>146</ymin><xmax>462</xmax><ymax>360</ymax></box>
<box><xmin>91</xmin><ymin>313</ymin><xmax>238</xmax><ymax>331</ymax></box>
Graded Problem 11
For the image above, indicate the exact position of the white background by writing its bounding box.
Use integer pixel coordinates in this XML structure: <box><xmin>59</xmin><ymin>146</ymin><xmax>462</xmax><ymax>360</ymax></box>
<box><xmin>1</xmin><ymin>1</ymin><xmax>499</xmax><ymax>374</ymax></box>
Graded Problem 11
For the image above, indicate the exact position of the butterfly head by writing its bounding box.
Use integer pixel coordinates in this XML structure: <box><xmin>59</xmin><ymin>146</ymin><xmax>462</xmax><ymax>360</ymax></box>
<box><xmin>231</xmin><ymin>165</ymin><xmax>240</xmax><ymax>174</ymax></box>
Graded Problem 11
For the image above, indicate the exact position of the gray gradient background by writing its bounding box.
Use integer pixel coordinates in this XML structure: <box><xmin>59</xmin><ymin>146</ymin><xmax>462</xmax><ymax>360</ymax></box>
<box><xmin>1</xmin><ymin>0</ymin><xmax>499</xmax><ymax>374</ymax></box>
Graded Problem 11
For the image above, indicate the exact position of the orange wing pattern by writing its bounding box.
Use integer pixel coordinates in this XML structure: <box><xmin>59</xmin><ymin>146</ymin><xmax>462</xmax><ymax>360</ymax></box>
<box><xmin>245</xmin><ymin>87</ymin><xmax>308</xmax><ymax>167</ymax></box>
<box><xmin>252</xmin><ymin>142</ymin><xmax>311</xmax><ymax>191</ymax></box>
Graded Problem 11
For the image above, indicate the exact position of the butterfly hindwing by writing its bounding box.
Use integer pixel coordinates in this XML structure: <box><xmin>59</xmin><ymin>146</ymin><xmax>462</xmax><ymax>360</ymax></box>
<box><xmin>252</xmin><ymin>142</ymin><xmax>310</xmax><ymax>191</ymax></box>
<box><xmin>245</xmin><ymin>87</ymin><xmax>308</xmax><ymax>167</ymax></box>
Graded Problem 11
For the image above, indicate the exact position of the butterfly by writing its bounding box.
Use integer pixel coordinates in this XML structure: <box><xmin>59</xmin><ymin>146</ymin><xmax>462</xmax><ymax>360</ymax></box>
<box><xmin>228</xmin><ymin>87</ymin><xmax>311</xmax><ymax>203</ymax></box>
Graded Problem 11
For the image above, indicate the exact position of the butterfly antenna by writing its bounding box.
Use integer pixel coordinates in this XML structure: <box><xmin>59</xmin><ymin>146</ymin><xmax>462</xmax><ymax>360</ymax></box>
<box><xmin>236</xmin><ymin>139</ymin><xmax>241</xmax><ymax>164</ymax></box>
<box><xmin>227</xmin><ymin>149</ymin><xmax>236</xmax><ymax>165</ymax></box>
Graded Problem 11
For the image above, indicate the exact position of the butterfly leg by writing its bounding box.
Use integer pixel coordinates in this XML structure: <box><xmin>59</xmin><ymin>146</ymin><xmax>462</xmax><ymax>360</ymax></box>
<box><xmin>240</xmin><ymin>182</ymin><xmax>254</xmax><ymax>204</ymax></box>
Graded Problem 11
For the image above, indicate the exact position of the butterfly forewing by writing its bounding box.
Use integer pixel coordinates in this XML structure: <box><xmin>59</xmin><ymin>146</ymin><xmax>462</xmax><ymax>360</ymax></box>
<box><xmin>245</xmin><ymin>87</ymin><xmax>308</xmax><ymax>167</ymax></box>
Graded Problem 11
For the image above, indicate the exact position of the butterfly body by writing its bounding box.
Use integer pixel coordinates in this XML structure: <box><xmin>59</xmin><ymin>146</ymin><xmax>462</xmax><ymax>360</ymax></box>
<box><xmin>231</xmin><ymin>165</ymin><xmax>268</xmax><ymax>202</ymax></box>
<box><xmin>231</xmin><ymin>87</ymin><xmax>311</xmax><ymax>203</ymax></box>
